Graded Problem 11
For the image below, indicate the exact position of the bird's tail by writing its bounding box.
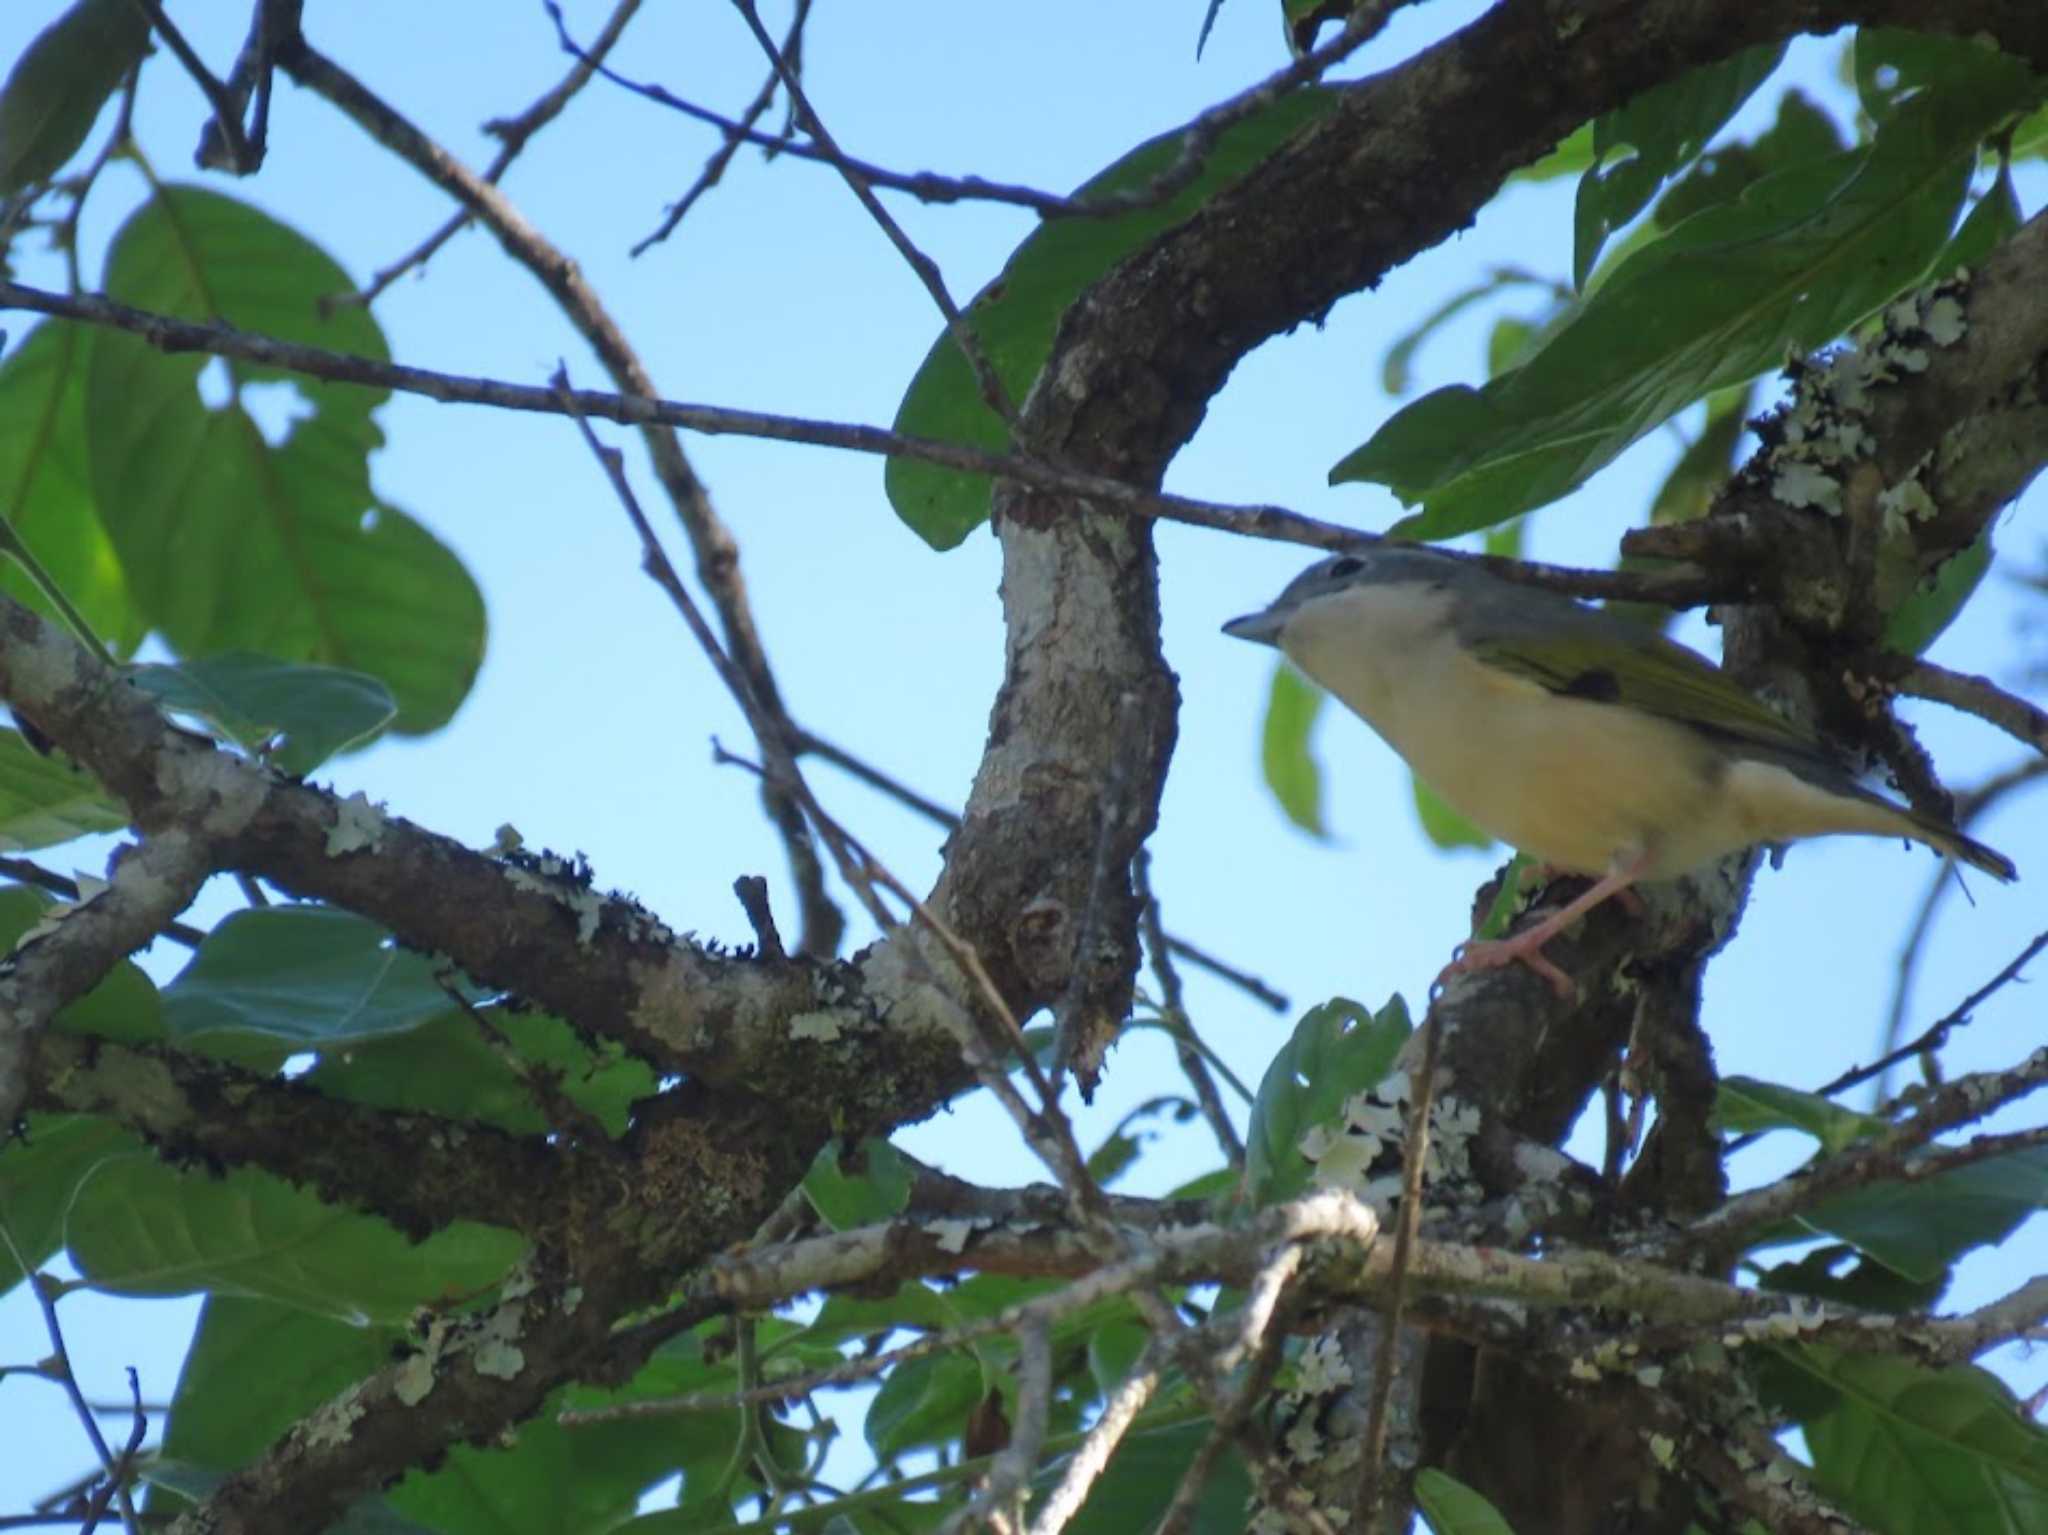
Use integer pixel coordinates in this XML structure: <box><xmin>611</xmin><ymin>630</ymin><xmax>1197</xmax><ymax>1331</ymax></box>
<box><xmin>1908</xmin><ymin>809</ymin><xmax>2018</xmax><ymax>882</ymax></box>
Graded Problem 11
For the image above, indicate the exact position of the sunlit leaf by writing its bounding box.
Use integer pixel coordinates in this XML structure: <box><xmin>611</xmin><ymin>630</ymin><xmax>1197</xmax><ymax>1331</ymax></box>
<box><xmin>1245</xmin><ymin>994</ymin><xmax>1409</xmax><ymax>1206</ymax></box>
<box><xmin>0</xmin><ymin>0</ymin><xmax>148</xmax><ymax>194</ymax></box>
<box><xmin>85</xmin><ymin>185</ymin><xmax>484</xmax><ymax>733</ymax></box>
<box><xmin>888</xmin><ymin>92</ymin><xmax>1336</xmax><ymax>549</ymax></box>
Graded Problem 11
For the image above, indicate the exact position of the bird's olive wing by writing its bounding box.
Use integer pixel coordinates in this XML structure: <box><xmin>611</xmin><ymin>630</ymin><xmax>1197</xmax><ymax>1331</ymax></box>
<box><xmin>1466</xmin><ymin>604</ymin><xmax>1819</xmax><ymax>753</ymax></box>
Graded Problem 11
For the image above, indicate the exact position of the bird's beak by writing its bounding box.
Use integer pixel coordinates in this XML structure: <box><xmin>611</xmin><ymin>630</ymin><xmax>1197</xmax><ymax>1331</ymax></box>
<box><xmin>1222</xmin><ymin>608</ymin><xmax>1287</xmax><ymax>646</ymax></box>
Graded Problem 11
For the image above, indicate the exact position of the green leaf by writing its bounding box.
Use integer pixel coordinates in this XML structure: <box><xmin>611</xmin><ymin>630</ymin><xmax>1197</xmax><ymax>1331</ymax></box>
<box><xmin>1930</xmin><ymin>162</ymin><xmax>2022</xmax><ymax>278</ymax></box>
<box><xmin>160</xmin><ymin>1294</ymin><xmax>396</xmax><ymax>1475</ymax></box>
<box><xmin>129</xmin><ymin>653</ymin><xmax>397</xmax><ymax>776</ymax></box>
<box><xmin>804</xmin><ymin>1138</ymin><xmax>912</xmax><ymax>1232</ymax></box>
<box><xmin>886</xmin><ymin>91</ymin><xmax>1337</xmax><ymax>550</ymax></box>
<box><xmin>306</xmin><ymin>1006</ymin><xmax>654</xmax><ymax>1139</ymax></box>
<box><xmin>1417</xmin><ymin>1467</ymin><xmax>1519</xmax><ymax>1535</ymax></box>
<box><xmin>1786</xmin><ymin>1346</ymin><xmax>2048</xmax><ymax>1534</ymax></box>
<box><xmin>1652</xmin><ymin>92</ymin><xmax>1847</xmax><ymax>232</ymax></box>
<box><xmin>1714</xmin><ymin>1077</ymin><xmax>1885</xmax><ymax>1156</ymax></box>
<box><xmin>1260</xmin><ymin>660</ymin><xmax>1327</xmax><ymax>838</ymax></box>
<box><xmin>65</xmin><ymin>1154</ymin><xmax>521</xmax><ymax>1322</ymax></box>
<box><xmin>1512</xmin><ymin>124</ymin><xmax>1594</xmax><ymax>185</ymax></box>
<box><xmin>85</xmin><ymin>184</ymin><xmax>485</xmax><ymax>733</ymax></box>
<box><xmin>1573</xmin><ymin>44</ymin><xmax>1786</xmax><ymax>287</ymax></box>
<box><xmin>1756</xmin><ymin>1244</ymin><xmax>1946</xmax><ymax>1314</ymax></box>
<box><xmin>1854</xmin><ymin>28</ymin><xmax>2025</xmax><ymax>125</ymax></box>
<box><xmin>0</xmin><ymin>323</ymin><xmax>145</xmax><ymax>654</ymax></box>
<box><xmin>1797</xmin><ymin>1145</ymin><xmax>2048</xmax><ymax>1284</ymax></box>
<box><xmin>1412</xmin><ymin>776</ymin><xmax>1491</xmax><ymax>851</ymax></box>
<box><xmin>1333</xmin><ymin>60</ymin><xmax>2041</xmax><ymax>541</ymax></box>
<box><xmin>161</xmin><ymin>906</ymin><xmax>461</xmax><ymax>1049</ymax></box>
<box><xmin>0</xmin><ymin>727</ymin><xmax>125</xmax><ymax>850</ymax></box>
<box><xmin>1883</xmin><ymin>530</ymin><xmax>1992</xmax><ymax>658</ymax></box>
<box><xmin>865</xmin><ymin>1351</ymin><xmax>986</xmax><ymax>1458</ymax></box>
<box><xmin>0</xmin><ymin>0</ymin><xmax>149</xmax><ymax>195</ymax></box>
<box><xmin>1244</xmin><ymin>995</ymin><xmax>1410</xmax><ymax>1207</ymax></box>
<box><xmin>1037</xmin><ymin>1420</ymin><xmax>1251</xmax><ymax>1535</ymax></box>
<box><xmin>1381</xmin><ymin>270</ymin><xmax>1549</xmax><ymax>395</ymax></box>
<box><xmin>0</xmin><ymin>1111</ymin><xmax>140</xmax><ymax>1294</ymax></box>
<box><xmin>1087</xmin><ymin>1319</ymin><xmax>1149</xmax><ymax>1400</ymax></box>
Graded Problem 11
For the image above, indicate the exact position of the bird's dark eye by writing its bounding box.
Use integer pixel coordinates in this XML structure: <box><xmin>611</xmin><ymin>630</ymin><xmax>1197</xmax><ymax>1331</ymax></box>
<box><xmin>1326</xmin><ymin>555</ymin><xmax>1365</xmax><ymax>579</ymax></box>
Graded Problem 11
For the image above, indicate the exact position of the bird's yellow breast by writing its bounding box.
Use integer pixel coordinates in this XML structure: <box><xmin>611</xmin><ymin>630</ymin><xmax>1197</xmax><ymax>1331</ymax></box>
<box><xmin>1280</xmin><ymin>586</ymin><xmax>1730</xmax><ymax>875</ymax></box>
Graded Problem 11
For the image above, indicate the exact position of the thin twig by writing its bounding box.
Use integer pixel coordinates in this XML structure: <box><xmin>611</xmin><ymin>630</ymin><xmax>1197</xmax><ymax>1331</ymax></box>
<box><xmin>1873</xmin><ymin>654</ymin><xmax>2048</xmax><ymax>758</ymax></box>
<box><xmin>558</xmin><ymin>0</ymin><xmax>1394</xmax><ymax>223</ymax></box>
<box><xmin>1136</xmin><ymin>851</ymin><xmax>1245</xmax><ymax>1168</ymax></box>
<box><xmin>277</xmin><ymin>27</ymin><xmax>845</xmax><ymax>958</ymax></box>
<box><xmin>948</xmin><ymin>1317</ymin><xmax>1052</xmax><ymax>1534</ymax></box>
<box><xmin>1357</xmin><ymin>1013</ymin><xmax>1443</xmax><ymax>1525</ymax></box>
<box><xmin>1815</xmin><ymin>926</ymin><xmax>2048</xmax><ymax>1107</ymax></box>
<box><xmin>1029</xmin><ymin>1345</ymin><xmax>1160</xmax><ymax>1535</ymax></box>
<box><xmin>631</xmin><ymin>0</ymin><xmax>808</xmax><ymax>255</ymax></box>
<box><xmin>1876</xmin><ymin>757</ymin><xmax>2047</xmax><ymax>1100</ymax></box>
<box><xmin>727</xmin><ymin>0</ymin><xmax>1018</xmax><ymax>429</ymax></box>
<box><xmin>128</xmin><ymin>0</ymin><xmax>254</xmax><ymax>172</ymax></box>
<box><xmin>0</xmin><ymin>277</ymin><xmax>1731</xmax><ymax>610</ymax></box>
<box><xmin>341</xmin><ymin>0</ymin><xmax>645</xmax><ymax>307</ymax></box>
<box><xmin>0</xmin><ymin>1223</ymin><xmax>142</xmax><ymax>1535</ymax></box>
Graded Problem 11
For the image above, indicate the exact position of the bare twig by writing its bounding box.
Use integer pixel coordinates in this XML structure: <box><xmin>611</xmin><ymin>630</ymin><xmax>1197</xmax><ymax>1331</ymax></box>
<box><xmin>557</xmin><ymin>0</ymin><xmax>1394</xmax><ymax>224</ymax></box>
<box><xmin>1871</xmin><ymin>654</ymin><xmax>2048</xmax><ymax>758</ymax></box>
<box><xmin>1028</xmin><ymin>1344</ymin><xmax>1161</xmax><ymax>1535</ymax></box>
<box><xmin>274</xmin><ymin>27</ymin><xmax>845</xmax><ymax>957</ymax></box>
<box><xmin>727</xmin><ymin>0</ymin><xmax>1018</xmax><ymax>429</ymax></box>
<box><xmin>799</xmin><ymin>729</ymin><xmax>1288</xmax><ymax>1010</ymax></box>
<box><xmin>1668</xmin><ymin>1052</ymin><xmax>2048</xmax><ymax>1267</ymax></box>
<box><xmin>0</xmin><ymin>277</ymin><xmax>1731</xmax><ymax>611</ymax></box>
<box><xmin>0</xmin><ymin>1223</ymin><xmax>143</xmax><ymax>1535</ymax></box>
<box><xmin>948</xmin><ymin>1317</ymin><xmax>1052</xmax><ymax>1534</ymax></box>
<box><xmin>1876</xmin><ymin>757</ymin><xmax>2047</xmax><ymax>1097</ymax></box>
<box><xmin>1357</xmin><ymin>1014</ymin><xmax>1442</xmax><ymax>1524</ymax></box>
<box><xmin>128</xmin><ymin>0</ymin><xmax>254</xmax><ymax>172</ymax></box>
<box><xmin>631</xmin><ymin>0</ymin><xmax>808</xmax><ymax>255</ymax></box>
<box><xmin>343</xmin><ymin>0</ymin><xmax>645</xmax><ymax>307</ymax></box>
<box><xmin>1136</xmin><ymin>851</ymin><xmax>1245</xmax><ymax>1168</ymax></box>
<box><xmin>1817</xmin><ymin>925</ymin><xmax>2048</xmax><ymax>1108</ymax></box>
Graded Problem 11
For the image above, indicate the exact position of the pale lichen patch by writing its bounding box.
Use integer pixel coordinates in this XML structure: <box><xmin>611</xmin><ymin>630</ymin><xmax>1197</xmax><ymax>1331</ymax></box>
<box><xmin>326</xmin><ymin>791</ymin><xmax>387</xmax><ymax>856</ymax></box>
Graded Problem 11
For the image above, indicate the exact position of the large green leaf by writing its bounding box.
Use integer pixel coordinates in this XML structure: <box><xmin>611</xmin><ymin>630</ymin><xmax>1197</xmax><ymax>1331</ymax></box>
<box><xmin>1572</xmin><ymin>44</ymin><xmax>1786</xmax><ymax>287</ymax></box>
<box><xmin>0</xmin><ymin>0</ymin><xmax>149</xmax><ymax>195</ymax></box>
<box><xmin>886</xmin><ymin>91</ymin><xmax>1337</xmax><ymax>550</ymax></box>
<box><xmin>1714</xmin><ymin>1077</ymin><xmax>1885</xmax><ymax>1156</ymax></box>
<box><xmin>1042</xmin><ymin>1420</ymin><xmax>1251</xmax><ymax>1535</ymax></box>
<box><xmin>1244</xmin><ymin>995</ymin><xmax>1410</xmax><ymax>1207</ymax></box>
<box><xmin>1788</xmin><ymin>1346</ymin><xmax>2048</xmax><ymax>1534</ymax></box>
<box><xmin>1796</xmin><ymin>1146</ymin><xmax>2048</xmax><ymax>1284</ymax></box>
<box><xmin>804</xmin><ymin>1136</ymin><xmax>912</xmax><ymax>1232</ymax></box>
<box><xmin>1417</xmin><ymin>1468</ymin><xmax>1519</xmax><ymax>1535</ymax></box>
<box><xmin>83</xmin><ymin>185</ymin><xmax>484</xmax><ymax>733</ymax></box>
<box><xmin>0</xmin><ymin>322</ymin><xmax>145</xmax><ymax>654</ymax></box>
<box><xmin>0</xmin><ymin>726</ymin><xmax>125</xmax><ymax>850</ymax></box>
<box><xmin>865</xmin><ymin>1351</ymin><xmax>987</xmax><ymax>1458</ymax></box>
<box><xmin>158</xmin><ymin>1296</ymin><xmax>686</xmax><ymax>1535</ymax></box>
<box><xmin>161</xmin><ymin>906</ymin><xmax>462</xmax><ymax>1049</ymax></box>
<box><xmin>1333</xmin><ymin>55</ymin><xmax>2043</xmax><ymax>540</ymax></box>
<box><xmin>305</xmin><ymin>1006</ymin><xmax>655</xmax><ymax>1139</ymax></box>
<box><xmin>1259</xmin><ymin>661</ymin><xmax>1328</xmax><ymax>838</ymax></box>
<box><xmin>129</xmin><ymin>653</ymin><xmax>396</xmax><ymax>776</ymax></box>
<box><xmin>65</xmin><ymin>1154</ymin><xmax>521</xmax><ymax>1322</ymax></box>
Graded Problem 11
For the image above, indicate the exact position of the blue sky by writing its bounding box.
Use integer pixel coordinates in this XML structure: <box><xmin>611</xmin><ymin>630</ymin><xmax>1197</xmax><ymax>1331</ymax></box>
<box><xmin>2</xmin><ymin>0</ymin><xmax>2044</xmax><ymax>1512</ymax></box>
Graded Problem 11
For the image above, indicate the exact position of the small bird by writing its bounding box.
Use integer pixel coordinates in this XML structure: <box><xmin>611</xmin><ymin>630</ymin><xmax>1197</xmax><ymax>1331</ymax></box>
<box><xmin>1224</xmin><ymin>546</ymin><xmax>2016</xmax><ymax>995</ymax></box>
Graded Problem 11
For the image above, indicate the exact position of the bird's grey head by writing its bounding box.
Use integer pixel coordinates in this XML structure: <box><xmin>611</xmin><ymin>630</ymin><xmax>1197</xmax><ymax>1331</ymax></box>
<box><xmin>1221</xmin><ymin>545</ymin><xmax>1463</xmax><ymax>646</ymax></box>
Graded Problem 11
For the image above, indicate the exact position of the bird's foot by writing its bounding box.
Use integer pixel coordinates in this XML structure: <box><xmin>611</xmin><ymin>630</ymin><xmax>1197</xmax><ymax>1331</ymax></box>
<box><xmin>1437</xmin><ymin>931</ymin><xmax>1575</xmax><ymax>1000</ymax></box>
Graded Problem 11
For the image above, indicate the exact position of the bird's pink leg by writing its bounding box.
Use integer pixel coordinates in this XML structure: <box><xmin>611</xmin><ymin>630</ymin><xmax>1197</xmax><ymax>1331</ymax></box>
<box><xmin>1440</xmin><ymin>851</ymin><xmax>1653</xmax><ymax>998</ymax></box>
